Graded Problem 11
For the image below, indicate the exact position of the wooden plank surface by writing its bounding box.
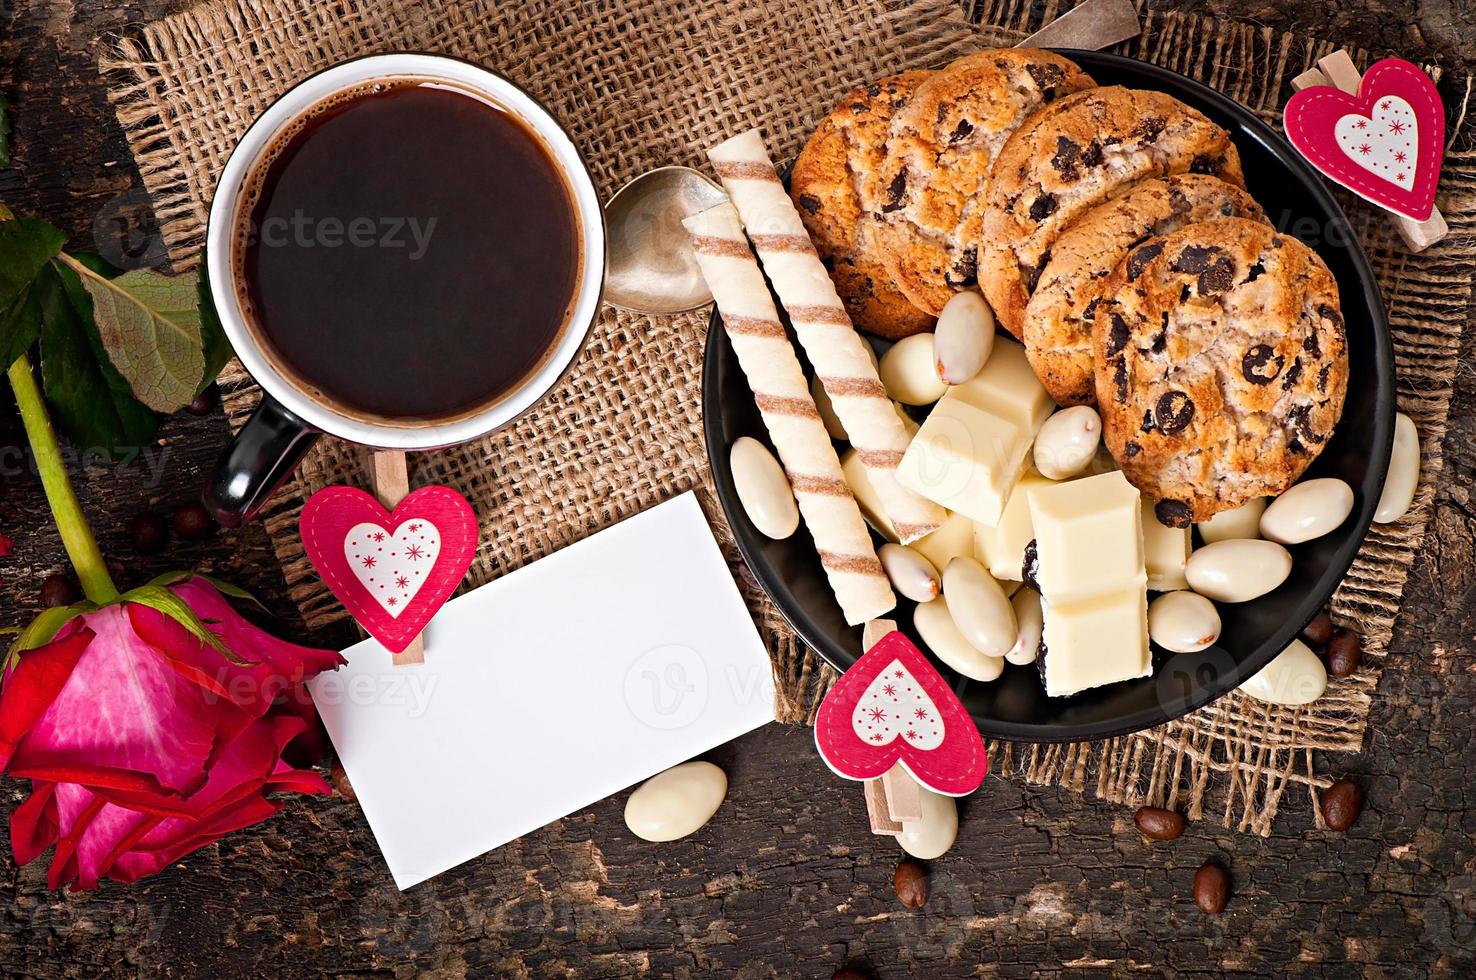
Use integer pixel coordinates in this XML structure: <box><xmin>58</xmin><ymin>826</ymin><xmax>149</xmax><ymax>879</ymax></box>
<box><xmin>2</xmin><ymin>1</ymin><xmax>1475</xmax><ymax>976</ymax></box>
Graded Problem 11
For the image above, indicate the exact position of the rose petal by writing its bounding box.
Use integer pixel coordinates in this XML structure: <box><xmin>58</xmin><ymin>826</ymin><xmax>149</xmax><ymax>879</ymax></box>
<box><xmin>11</xmin><ymin>606</ymin><xmax>225</xmax><ymax>795</ymax></box>
<box><xmin>0</xmin><ymin>629</ymin><xmax>92</xmax><ymax>769</ymax></box>
<box><xmin>10</xmin><ymin>780</ymin><xmax>60</xmax><ymax>866</ymax></box>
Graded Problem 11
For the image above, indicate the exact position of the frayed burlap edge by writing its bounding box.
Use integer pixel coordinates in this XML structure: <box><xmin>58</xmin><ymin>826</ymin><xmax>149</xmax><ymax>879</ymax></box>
<box><xmin>99</xmin><ymin>0</ymin><xmax>1470</xmax><ymax>835</ymax></box>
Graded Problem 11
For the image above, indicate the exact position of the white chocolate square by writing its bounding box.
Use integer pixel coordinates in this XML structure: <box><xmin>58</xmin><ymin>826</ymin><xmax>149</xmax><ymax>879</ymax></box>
<box><xmin>912</xmin><ymin>510</ymin><xmax>977</xmax><ymax>572</ymax></box>
<box><xmin>841</xmin><ymin>451</ymin><xmax>975</xmax><ymax>569</ymax></box>
<box><xmin>1141</xmin><ymin>498</ymin><xmax>1190</xmax><ymax>592</ymax></box>
<box><xmin>1027</xmin><ymin>471</ymin><xmax>1145</xmax><ymax>604</ymax></box>
<box><xmin>1039</xmin><ymin>585</ymin><xmax>1151</xmax><ymax>697</ymax></box>
<box><xmin>898</xmin><ymin>397</ymin><xmax>1034</xmax><ymax>525</ymax></box>
<box><xmin>947</xmin><ymin>339</ymin><xmax>1055</xmax><ymax>431</ymax></box>
<box><xmin>975</xmin><ymin>469</ymin><xmax>1057</xmax><ymax>581</ymax></box>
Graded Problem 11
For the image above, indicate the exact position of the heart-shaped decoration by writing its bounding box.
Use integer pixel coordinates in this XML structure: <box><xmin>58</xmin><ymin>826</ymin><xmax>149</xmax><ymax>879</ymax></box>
<box><xmin>814</xmin><ymin>631</ymin><xmax>987</xmax><ymax>796</ymax></box>
<box><xmin>1285</xmin><ymin>58</ymin><xmax>1444</xmax><ymax>221</ymax></box>
<box><xmin>301</xmin><ymin>485</ymin><xmax>477</xmax><ymax>654</ymax></box>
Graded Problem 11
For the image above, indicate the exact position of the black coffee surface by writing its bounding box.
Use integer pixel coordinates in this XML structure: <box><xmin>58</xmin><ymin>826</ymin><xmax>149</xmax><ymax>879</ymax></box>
<box><xmin>240</xmin><ymin>82</ymin><xmax>578</xmax><ymax>421</ymax></box>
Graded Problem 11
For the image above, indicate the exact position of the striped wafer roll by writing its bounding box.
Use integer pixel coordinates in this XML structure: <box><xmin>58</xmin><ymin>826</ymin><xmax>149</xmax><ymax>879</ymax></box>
<box><xmin>708</xmin><ymin>130</ymin><xmax>947</xmax><ymax>543</ymax></box>
<box><xmin>685</xmin><ymin>202</ymin><xmax>895</xmax><ymax>625</ymax></box>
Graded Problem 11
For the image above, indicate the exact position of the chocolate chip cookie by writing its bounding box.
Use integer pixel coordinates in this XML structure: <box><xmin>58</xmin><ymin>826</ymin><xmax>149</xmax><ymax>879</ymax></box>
<box><xmin>867</xmin><ymin>49</ymin><xmax>1094</xmax><ymax>317</ymax></box>
<box><xmin>979</xmin><ymin>86</ymin><xmax>1245</xmax><ymax>338</ymax></box>
<box><xmin>791</xmin><ymin>72</ymin><xmax>937</xmax><ymax>340</ymax></box>
<box><xmin>1092</xmin><ymin>218</ymin><xmax>1349</xmax><ymax>526</ymax></box>
<box><xmin>1024</xmin><ymin>174</ymin><xmax>1266</xmax><ymax>406</ymax></box>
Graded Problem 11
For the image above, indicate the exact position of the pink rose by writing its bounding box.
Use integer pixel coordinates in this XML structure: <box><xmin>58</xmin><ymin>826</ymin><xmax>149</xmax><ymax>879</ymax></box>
<box><xmin>1</xmin><ymin>577</ymin><xmax>344</xmax><ymax>889</ymax></box>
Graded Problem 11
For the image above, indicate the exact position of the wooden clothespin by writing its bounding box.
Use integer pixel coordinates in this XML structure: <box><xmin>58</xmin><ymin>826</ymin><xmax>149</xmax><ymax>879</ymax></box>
<box><xmin>1292</xmin><ymin>50</ymin><xmax>1449</xmax><ymax>252</ymax></box>
<box><xmin>371</xmin><ymin>449</ymin><xmax>425</xmax><ymax>667</ymax></box>
<box><xmin>859</xmin><ymin>619</ymin><xmax>925</xmax><ymax>835</ymax></box>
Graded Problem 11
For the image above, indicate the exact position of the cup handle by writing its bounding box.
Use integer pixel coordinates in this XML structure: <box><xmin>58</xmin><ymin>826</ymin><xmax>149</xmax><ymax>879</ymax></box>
<box><xmin>203</xmin><ymin>395</ymin><xmax>321</xmax><ymax>527</ymax></box>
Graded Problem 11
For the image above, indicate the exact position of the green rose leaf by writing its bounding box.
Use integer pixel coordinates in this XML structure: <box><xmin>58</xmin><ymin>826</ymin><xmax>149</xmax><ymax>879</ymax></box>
<box><xmin>34</xmin><ymin>261</ymin><xmax>159</xmax><ymax>455</ymax></box>
<box><xmin>71</xmin><ymin>259</ymin><xmax>204</xmax><ymax>412</ymax></box>
<box><xmin>0</xmin><ymin>217</ymin><xmax>67</xmax><ymax>363</ymax></box>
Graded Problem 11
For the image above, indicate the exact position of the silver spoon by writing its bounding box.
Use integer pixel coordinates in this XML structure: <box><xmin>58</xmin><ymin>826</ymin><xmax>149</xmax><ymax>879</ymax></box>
<box><xmin>603</xmin><ymin>165</ymin><xmax>728</xmax><ymax>315</ymax></box>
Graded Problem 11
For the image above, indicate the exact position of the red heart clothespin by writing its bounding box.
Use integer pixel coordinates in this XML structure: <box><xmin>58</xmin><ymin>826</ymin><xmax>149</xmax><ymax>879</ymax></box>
<box><xmin>301</xmin><ymin>478</ymin><xmax>477</xmax><ymax>661</ymax></box>
<box><xmin>1286</xmin><ymin>54</ymin><xmax>1448</xmax><ymax>250</ymax></box>
<box><xmin>815</xmin><ymin>623</ymin><xmax>987</xmax><ymax>834</ymax></box>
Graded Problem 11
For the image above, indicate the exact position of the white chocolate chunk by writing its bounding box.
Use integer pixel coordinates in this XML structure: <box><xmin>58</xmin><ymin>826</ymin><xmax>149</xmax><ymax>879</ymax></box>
<box><xmin>911</xmin><ymin>511</ymin><xmax>978</xmax><ymax>573</ymax></box>
<box><xmin>1039</xmin><ymin>586</ymin><xmax>1152</xmax><ymax>697</ymax></box>
<box><xmin>945</xmin><ymin>337</ymin><xmax>1054</xmax><ymax>431</ymax></box>
<box><xmin>1196</xmin><ymin>498</ymin><xmax>1266</xmax><ymax>544</ymax></box>
<box><xmin>898</xmin><ymin>398</ymin><xmax>1032</xmax><ymax>525</ymax></box>
<box><xmin>1141</xmin><ymin>498</ymin><xmax>1191</xmax><ymax>591</ymax></box>
<box><xmin>1027</xmin><ymin>471</ymin><xmax>1150</xmax><ymax>697</ymax></box>
<box><xmin>975</xmin><ymin>468</ymin><xmax>1057</xmax><ymax>581</ymax></box>
<box><xmin>1027</xmin><ymin>471</ymin><xmax>1146</xmax><ymax>605</ymax></box>
<box><xmin>896</xmin><ymin>339</ymin><xmax>1054</xmax><ymax>526</ymax></box>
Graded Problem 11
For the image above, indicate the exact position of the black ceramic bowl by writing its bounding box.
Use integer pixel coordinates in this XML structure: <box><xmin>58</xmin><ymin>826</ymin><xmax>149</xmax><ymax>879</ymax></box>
<box><xmin>702</xmin><ymin>50</ymin><xmax>1394</xmax><ymax>742</ymax></box>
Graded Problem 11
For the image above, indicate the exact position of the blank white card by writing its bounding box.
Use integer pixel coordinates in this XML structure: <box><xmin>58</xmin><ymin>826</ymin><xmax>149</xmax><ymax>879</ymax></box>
<box><xmin>309</xmin><ymin>492</ymin><xmax>776</xmax><ymax>888</ymax></box>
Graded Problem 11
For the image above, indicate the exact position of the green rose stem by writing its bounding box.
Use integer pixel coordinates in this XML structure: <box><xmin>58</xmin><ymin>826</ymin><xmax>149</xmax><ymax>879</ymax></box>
<box><xmin>6</xmin><ymin>352</ymin><xmax>119</xmax><ymax>604</ymax></box>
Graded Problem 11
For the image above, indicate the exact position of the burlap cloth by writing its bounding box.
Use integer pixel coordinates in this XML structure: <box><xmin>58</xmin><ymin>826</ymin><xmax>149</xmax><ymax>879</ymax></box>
<box><xmin>101</xmin><ymin>0</ymin><xmax>1470</xmax><ymax>835</ymax></box>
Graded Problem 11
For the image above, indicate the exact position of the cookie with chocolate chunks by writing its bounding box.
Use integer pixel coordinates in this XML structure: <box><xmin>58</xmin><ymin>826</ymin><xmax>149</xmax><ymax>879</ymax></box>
<box><xmin>979</xmin><ymin>86</ymin><xmax>1245</xmax><ymax>338</ymax></box>
<box><xmin>791</xmin><ymin>71</ymin><xmax>938</xmax><ymax>340</ymax></box>
<box><xmin>1023</xmin><ymin>174</ymin><xmax>1267</xmax><ymax>406</ymax></box>
<box><xmin>1092</xmin><ymin>218</ymin><xmax>1348</xmax><ymax>524</ymax></box>
<box><xmin>867</xmin><ymin>49</ymin><xmax>1094</xmax><ymax>317</ymax></box>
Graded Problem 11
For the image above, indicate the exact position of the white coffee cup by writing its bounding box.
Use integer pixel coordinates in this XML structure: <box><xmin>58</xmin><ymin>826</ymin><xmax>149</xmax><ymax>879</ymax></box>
<box><xmin>203</xmin><ymin>53</ymin><xmax>605</xmax><ymax>525</ymax></box>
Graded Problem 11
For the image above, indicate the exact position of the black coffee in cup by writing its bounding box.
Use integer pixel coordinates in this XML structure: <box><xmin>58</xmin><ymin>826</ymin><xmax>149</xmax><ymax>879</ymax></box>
<box><xmin>233</xmin><ymin>79</ymin><xmax>581</xmax><ymax>422</ymax></box>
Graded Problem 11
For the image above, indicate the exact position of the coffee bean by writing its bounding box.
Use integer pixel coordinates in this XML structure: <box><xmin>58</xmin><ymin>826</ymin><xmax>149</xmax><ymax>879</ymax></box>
<box><xmin>40</xmin><ymin>573</ymin><xmax>80</xmax><ymax>608</ymax></box>
<box><xmin>129</xmin><ymin>511</ymin><xmax>169</xmax><ymax>554</ymax></box>
<box><xmin>893</xmin><ymin>858</ymin><xmax>928</xmax><ymax>908</ymax></box>
<box><xmin>1134</xmin><ymin>806</ymin><xmax>1186</xmax><ymax>841</ymax></box>
<box><xmin>330</xmin><ymin>757</ymin><xmax>357</xmax><ymax>802</ymax></box>
<box><xmin>1301</xmin><ymin>610</ymin><xmax>1335</xmax><ymax>646</ymax></box>
<box><xmin>173</xmin><ymin>502</ymin><xmax>215</xmax><ymax>541</ymax></box>
<box><xmin>1321</xmin><ymin>779</ymin><xmax>1364</xmax><ymax>831</ymax></box>
<box><xmin>1193</xmin><ymin>862</ymin><xmax>1229</xmax><ymax>913</ymax></box>
<box><xmin>184</xmin><ymin>385</ymin><xmax>218</xmax><ymax>416</ymax></box>
<box><xmin>1326</xmin><ymin>628</ymin><xmax>1363</xmax><ymax>677</ymax></box>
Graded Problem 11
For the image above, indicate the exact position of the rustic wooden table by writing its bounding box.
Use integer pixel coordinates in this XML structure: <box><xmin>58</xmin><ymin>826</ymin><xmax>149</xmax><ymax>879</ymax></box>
<box><xmin>2</xmin><ymin>1</ymin><xmax>1474</xmax><ymax>976</ymax></box>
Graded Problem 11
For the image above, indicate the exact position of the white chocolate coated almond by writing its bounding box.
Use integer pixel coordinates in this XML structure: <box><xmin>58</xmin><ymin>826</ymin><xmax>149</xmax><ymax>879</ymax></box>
<box><xmin>1033</xmin><ymin>406</ymin><xmax>1102</xmax><ymax>480</ymax></box>
<box><xmin>1185</xmin><ymin>539</ymin><xmax>1292</xmax><ymax>603</ymax></box>
<box><xmin>624</xmin><ymin>762</ymin><xmax>728</xmax><ymax>842</ymax></box>
<box><xmin>1238</xmin><ymin>639</ymin><xmax>1327</xmax><ymax>706</ymax></box>
<box><xmin>941</xmin><ymin>557</ymin><xmax>1017</xmax><ymax>657</ymax></box>
<box><xmin>1005</xmin><ymin>587</ymin><xmax>1043</xmax><ymax>665</ymax></box>
<box><xmin>879</xmin><ymin>333</ymin><xmax>946</xmax><ymax>406</ymax></box>
<box><xmin>879</xmin><ymin>543</ymin><xmax>941</xmax><ymax>603</ymax></box>
<box><xmin>898</xmin><ymin>786</ymin><xmax>959</xmax><ymax>859</ymax></box>
<box><xmin>914</xmin><ymin>595</ymin><xmax>1005</xmax><ymax>682</ymax></box>
<box><xmin>729</xmin><ymin>437</ymin><xmax>799</xmax><ymax>539</ymax></box>
<box><xmin>1260</xmin><ymin>478</ymin><xmax>1354</xmax><ymax>545</ymax></box>
<box><xmin>933</xmin><ymin>290</ymin><xmax>996</xmax><ymax>385</ymax></box>
<box><xmin>1374</xmin><ymin>412</ymin><xmax>1419</xmax><ymax>524</ymax></box>
<box><xmin>1147</xmin><ymin>591</ymin><xmax>1221</xmax><ymax>653</ymax></box>
<box><xmin>1196</xmin><ymin>498</ymin><xmax>1266</xmax><ymax>544</ymax></box>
